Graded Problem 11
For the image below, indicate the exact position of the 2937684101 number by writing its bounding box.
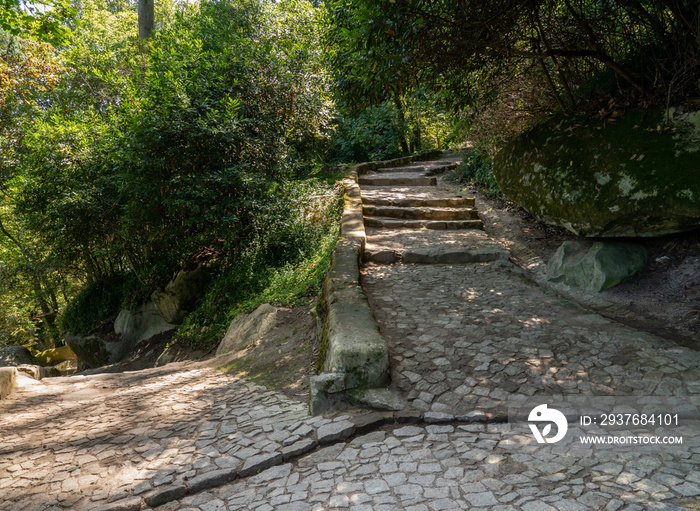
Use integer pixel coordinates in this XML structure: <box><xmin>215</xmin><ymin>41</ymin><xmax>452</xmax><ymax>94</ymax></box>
<box><xmin>599</xmin><ymin>413</ymin><xmax>679</xmax><ymax>426</ymax></box>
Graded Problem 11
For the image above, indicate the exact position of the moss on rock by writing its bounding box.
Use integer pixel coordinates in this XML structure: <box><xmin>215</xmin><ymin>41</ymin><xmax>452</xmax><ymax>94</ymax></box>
<box><xmin>493</xmin><ymin>109</ymin><xmax>700</xmax><ymax>236</ymax></box>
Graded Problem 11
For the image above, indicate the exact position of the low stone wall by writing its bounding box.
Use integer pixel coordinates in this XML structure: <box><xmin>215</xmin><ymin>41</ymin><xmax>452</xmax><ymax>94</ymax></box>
<box><xmin>311</xmin><ymin>152</ymin><xmax>441</xmax><ymax>414</ymax></box>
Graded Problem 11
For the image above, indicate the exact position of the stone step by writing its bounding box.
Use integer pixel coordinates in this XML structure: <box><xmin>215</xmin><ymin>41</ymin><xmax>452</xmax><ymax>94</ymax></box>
<box><xmin>363</xmin><ymin>205</ymin><xmax>479</xmax><ymax>221</ymax></box>
<box><xmin>364</xmin><ymin>247</ymin><xmax>510</xmax><ymax>264</ymax></box>
<box><xmin>364</xmin><ymin>217</ymin><xmax>483</xmax><ymax>230</ymax></box>
<box><xmin>375</xmin><ymin>165</ymin><xmax>428</xmax><ymax>173</ymax></box>
<box><xmin>362</xmin><ymin>197</ymin><xmax>476</xmax><ymax>208</ymax></box>
<box><xmin>359</xmin><ymin>175</ymin><xmax>437</xmax><ymax>187</ymax></box>
<box><xmin>375</xmin><ymin>162</ymin><xmax>458</xmax><ymax>175</ymax></box>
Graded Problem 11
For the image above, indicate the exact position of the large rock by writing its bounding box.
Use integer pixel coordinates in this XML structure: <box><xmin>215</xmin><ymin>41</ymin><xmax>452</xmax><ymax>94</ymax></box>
<box><xmin>31</xmin><ymin>345</ymin><xmax>77</xmax><ymax>366</ymax></box>
<box><xmin>493</xmin><ymin>108</ymin><xmax>700</xmax><ymax>236</ymax></box>
<box><xmin>547</xmin><ymin>240</ymin><xmax>647</xmax><ymax>292</ymax></box>
<box><xmin>64</xmin><ymin>333</ymin><xmax>127</xmax><ymax>368</ymax></box>
<box><xmin>215</xmin><ymin>304</ymin><xmax>277</xmax><ymax>356</ymax></box>
<box><xmin>115</xmin><ymin>301</ymin><xmax>176</xmax><ymax>348</ymax></box>
<box><xmin>0</xmin><ymin>345</ymin><xmax>34</xmax><ymax>367</ymax></box>
<box><xmin>152</xmin><ymin>262</ymin><xmax>216</xmax><ymax>324</ymax></box>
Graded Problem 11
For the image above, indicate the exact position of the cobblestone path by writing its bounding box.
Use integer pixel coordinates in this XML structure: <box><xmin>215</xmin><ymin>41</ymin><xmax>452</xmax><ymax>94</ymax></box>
<box><xmin>2</xmin><ymin>156</ymin><xmax>700</xmax><ymax>510</ymax></box>
<box><xmin>0</xmin><ymin>363</ymin><xmax>355</xmax><ymax>511</ymax></box>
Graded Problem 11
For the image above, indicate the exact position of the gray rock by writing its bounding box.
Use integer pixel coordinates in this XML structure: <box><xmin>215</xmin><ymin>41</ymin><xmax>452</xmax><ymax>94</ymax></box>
<box><xmin>239</xmin><ymin>452</ymin><xmax>283</xmax><ymax>478</ymax></box>
<box><xmin>310</xmin><ymin>372</ymin><xmax>346</xmax><ymax>393</ymax></box>
<box><xmin>424</xmin><ymin>411</ymin><xmax>454</xmax><ymax>423</ymax></box>
<box><xmin>64</xmin><ymin>333</ymin><xmax>127</xmax><ymax>369</ymax></box>
<box><xmin>114</xmin><ymin>301</ymin><xmax>176</xmax><ymax>351</ymax></box>
<box><xmin>347</xmin><ymin>388</ymin><xmax>407</xmax><ymax>411</ymax></box>
<box><xmin>143</xmin><ymin>484</ymin><xmax>186</xmax><ymax>507</ymax></box>
<box><xmin>216</xmin><ymin>304</ymin><xmax>277</xmax><ymax>356</ymax></box>
<box><xmin>547</xmin><ymin>241</ymin><xmax>647</xmax><ymax>292</ymax></box>
<box><xmin>0</xmin><ymin>346</ymin><xmax>34</xmax><ymax>367</ymax></box>
<box><xmin>281</xmin><ymin>438</ymin><xmax>317</xmax><ymax>460</ymax></box>
<box><xmin>186</xmin><ymin>467</ymin><xmax>237</xmax><ymax>493</ymax></box>
<box><xmin>317</xmin><ymin>420</ymin><xmax>356</xmax><ymax>444</ymax></box>
<box><xmin>152</xmin><ymin>261</ymin><xmax>216</xmax><ymax>324</ymax></box>
<box><xmin>493</xmin><ymin>108</ymin><xmax>700</xmax><ymax>237</ymax></box>
<box><xmin>458</xmin><ymin>411</ymin><xmax>488</xmax><ymax>422</ymax></box>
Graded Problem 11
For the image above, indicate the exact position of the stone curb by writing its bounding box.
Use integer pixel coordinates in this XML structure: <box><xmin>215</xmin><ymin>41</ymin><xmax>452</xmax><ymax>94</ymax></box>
<box><xmin>98</xmin><ymin>408</ymin><xmax>506</xmax><ymax>510</ymax></box>
<box><xmin>0</xmin><ymin>367</ymin><xmax>17</xmax><ymax>400</ymax></box>
<box><xmin>312</xmin><ymin>151</ymin><xmax>443</xmax><ymax>414</ymax></box>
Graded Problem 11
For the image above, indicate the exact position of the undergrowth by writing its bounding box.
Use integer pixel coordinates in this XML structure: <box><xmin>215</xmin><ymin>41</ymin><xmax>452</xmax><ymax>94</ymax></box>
<box><xmin>171</xmin><ymin>176</ymin><xmax>343</xmax><ymax>353</ymax></box>
<box><xmin>454</xmin><ymin>147</ymin><xmax>501</xmax><ymax>197</ymax></box>
<box><xmin>60</xmin><ymin>273</ymin><xmax>146</xmax><ymax>335</ymax></box>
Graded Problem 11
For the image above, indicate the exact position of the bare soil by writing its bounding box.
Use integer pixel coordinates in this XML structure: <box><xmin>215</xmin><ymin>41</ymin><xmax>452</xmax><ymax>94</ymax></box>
<box><xmin>470</xmin><ymin>184</ymin><xmax>700</xmax><ymax>351</ymax></box>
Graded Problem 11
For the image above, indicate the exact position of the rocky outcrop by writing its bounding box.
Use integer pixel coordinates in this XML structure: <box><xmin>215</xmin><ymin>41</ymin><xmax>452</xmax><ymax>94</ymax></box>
<box><xmin>547</xmin><ymin>241</ymin><xmax>647</xmax><ymax>292</ymax></box>
<box><xmin>115</xmin><ymin>301</ymin><xmax>176</xmax><ymax>348</ymax></box>
<box><xmin>64</xmin><ymin>333</ymin><xmax>126</xmax><ymax>368</ymax></box>
<box><xmin>0</xmin><ymin>346</ymin><xmax>34</xmax><ymax>367</ymax></box>
<box><xmin>31</xmin><ymin>345</ymin><xmax>77</xmax><ymax>366</ymax></box>
<box><xmin>215</xmin><ymin>304</ymin><xmax>277</xmax><ymax>356</ymax></box>
<box><xmin>152</xmin><ymin>262</ymin><xmax>216</xmax><ymax>324</ymax></box>
<box><xmin>493</xmin><ymin>108</ymin><xmax>700</xmax><ymax>237</ymax></box>
<box><xmin>66</xmin><ymin>301</ymin><xmax>175</xmax><ymax>369</ymax></box>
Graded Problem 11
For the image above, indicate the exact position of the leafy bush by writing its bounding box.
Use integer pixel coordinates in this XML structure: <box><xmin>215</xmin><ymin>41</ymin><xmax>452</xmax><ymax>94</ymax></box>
<box><xmin>454</xmin><ymin>148</ymin><xmax>500</xmax><ymax>197</ymax></box>
<box><xmin>329</xmin><ymin>102</ymin><xmax>404</xmax><ymax>163</ymax></box>
<box><xmin>59</xmin><ymin>273</ymin><xmax>144</xmax><ymax>335</ymax></box>
<box><xmin>172</xmin><ymin>176</ymin><xmax>342</xmax><ymax>352</ymax></box>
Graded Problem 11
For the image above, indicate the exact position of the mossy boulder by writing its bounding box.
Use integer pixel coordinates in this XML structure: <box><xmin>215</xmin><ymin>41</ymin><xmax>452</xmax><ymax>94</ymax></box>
<box><xmin>493</xmin><ymin>108</ymin><xmax>700</xmax><ymax>236</ymax></box>
<box><xmin>547</xmin><ymin>241</ymin><xmax>647</xmax><ymax>292</ymax></box>
<box><xmin>64</xmin><ymin>333</ymin><xmax>128</xmax><ymax>368</ymax></box>
<box><xmin>31</xmin><ymin>345</ymin><xmax>77</xmax><ymax>366</ymax></box>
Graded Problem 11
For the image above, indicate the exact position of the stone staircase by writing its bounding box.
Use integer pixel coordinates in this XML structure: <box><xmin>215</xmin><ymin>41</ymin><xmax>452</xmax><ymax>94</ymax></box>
<box><xmin>359</xmin><ymin>156</ymin><xmax>510</xmax><ymax>264</ymax></box>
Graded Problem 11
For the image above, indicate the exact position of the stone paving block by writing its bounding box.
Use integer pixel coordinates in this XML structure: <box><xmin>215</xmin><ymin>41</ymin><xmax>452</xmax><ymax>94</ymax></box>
<box><xmin>238</xmin><ymin>452</ymin><xmax>283</xmax><ymax>478</ymax></box>
<box><xmin>281</xmin><ymin>438</ymin><xmax>317</xmax><ymax>461</ymax></box>
<box><xmin>423</xmin><ymin>411</ymin><xmax>454</xmax><ymax>423</ymax></box>
<box><xmin>144</xmin><ymin>484</ymin><xmax>187</xmax><ymax>507</ymax></box>
<box><xmin>317</xmin><ymin>420</ymin><xmax>356</xmax><ymax>444</ymax></box>
<box><xmin>185</xmin><ymin>468</ymin><xmax>237</xmax><ymax>494</ymax></box>
<box><xmin>92</xmin><ymin>497</ymin><xmax>143</xmax><ymax>511</ymax></box>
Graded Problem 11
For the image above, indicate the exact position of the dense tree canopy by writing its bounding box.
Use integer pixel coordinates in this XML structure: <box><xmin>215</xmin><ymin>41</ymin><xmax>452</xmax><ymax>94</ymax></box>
<box><xmin>327</xmin><ymin>0</ymin><xmax>700</xmax><ymax>142</ymax></box>
<box><xmin>1</xmin><ymin>0</ymin><xmax>698</xmax><ymax>348</ymax></box>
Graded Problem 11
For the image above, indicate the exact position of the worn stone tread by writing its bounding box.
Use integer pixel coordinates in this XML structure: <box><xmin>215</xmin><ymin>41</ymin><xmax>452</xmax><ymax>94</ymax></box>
<box><xmin>363</xmin><ymin>205</ymin><xmax>479</xmax><ymax>221</ymax></box>
<box><xmin>364</xmin><ymin>217</ymin><xmax>483</xmax><ymax>230</ymax></box>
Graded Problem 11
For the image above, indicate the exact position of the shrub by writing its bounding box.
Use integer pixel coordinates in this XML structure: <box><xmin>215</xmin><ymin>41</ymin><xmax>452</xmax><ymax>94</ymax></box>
<box><xmin>59</xmin><ymin>273</ymin><xmax>144</xmax><ymax>335</ymax></box>
<box><xmin>454</xmin><ymin>147</ymin><xmax>500</xmax><ymax>197</ymax></box>
<box><xmin>329</xmin><ymin>102</ymin><xmax>404</xmax><ymax>163</ymax></box>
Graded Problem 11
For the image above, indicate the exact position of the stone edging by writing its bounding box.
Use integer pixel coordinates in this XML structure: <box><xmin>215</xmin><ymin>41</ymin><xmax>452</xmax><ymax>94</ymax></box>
<box><xmin>95</xmin><ymin>407</ymin><xmax>500</xmax><ymax>511</ymax></box>
<box><xmin>310</xmin><ymin>151</ymin><xmax>442</xmax><ymax>415</ymax></box>
<box><xmin>0</xmin><ymin>367</ymin><xmax>17</xmax><ymax>400</ymax></box>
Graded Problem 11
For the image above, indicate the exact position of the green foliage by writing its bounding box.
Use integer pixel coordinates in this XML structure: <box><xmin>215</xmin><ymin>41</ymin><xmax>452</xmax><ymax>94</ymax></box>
<box><xmin>173</xmin><ymin>177</ymin><xmax>342</xmax><ymax>352</ymax></box>
<box><xmin>0</xmin><ymin>0</ymin><xmax>77</xmax><ymax>46</ymax></box>
<box><xmin>454</xmin><ymin>148</ymin><xmax>500</xmax><ymax>198</ymax></box>
<box><xmin>329</xmin><ymin>102</ymin><xmax>404</xmax><ymax>163</ymax></box>
<box><xmin>59</xmin><ymin>272</ymin><xmax>143</xmax><ymax>335</ymax></box>
<box><xmin>8</xmin><ymin>0</ymin><xmax>333</xmax><ymax>285</ymax></box>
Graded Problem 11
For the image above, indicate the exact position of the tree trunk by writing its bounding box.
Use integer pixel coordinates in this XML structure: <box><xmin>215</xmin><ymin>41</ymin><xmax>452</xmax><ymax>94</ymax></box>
<box><xmin>138</xmin><ymin>0</ymin><xmax>155</xmax><ymax>39</ymax></box>
<box><xmin>394</xmin><ymin>92</ymin><xmax>409</xmax><ymax>154</ymax></box>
